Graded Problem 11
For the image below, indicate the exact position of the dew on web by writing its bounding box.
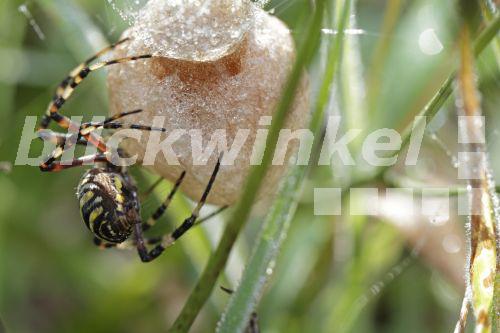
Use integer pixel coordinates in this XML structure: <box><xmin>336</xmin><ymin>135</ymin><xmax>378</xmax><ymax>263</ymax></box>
<box><xmin>321</xmin><ymin>28</ymin><xmax>366</xmax><ymax>36</ymax></box>
<box><xmin>287</xmin><ymin>26</ymin><xmax>390</xmax><ymax>41</ymax></box>
<box><xmin>265</xmin><ymin>260</ymin><xmax>275</xmax><ymax>276</ymax></box>
<box><xmin>272</xmin><ymin>0</ymin><xmax>298</xmax><ymax>16</ymax></box>
<box><xmin>464</xmin><ymin>213</ymin><xmax>472</xmax><ymax>302</ymax></box>
<box><xmin>18</xmin><ymin>3</ymin><xmax>46</xmax><ymax>41</ymax></box>
<box><xmin>429</xmin><ymin>215</ymin><xmax>450</xmax><ymax>227</ymax></box>
<box><xmin>427</xmin><ymin>132</ymin><xmax>459</xmax><ymax>168</ymax></box>
<box><xmin>252</xmin><ymin>0</ymin><xmax>272</xmax><ymax>8</ymax></box>
<box><xmin>347</xmin><ymin>242</ymin><xmax>422</xmax><ymax>327</ymax></box>
<box><xmin>106</xmin><ymin>0</ymin><xmax>149</xmax><ymax>26</ymax></box>
<box><xmin>483</xmin><ymin>162</ymin><xmax>500</xmax><ymax>238</ymax></box>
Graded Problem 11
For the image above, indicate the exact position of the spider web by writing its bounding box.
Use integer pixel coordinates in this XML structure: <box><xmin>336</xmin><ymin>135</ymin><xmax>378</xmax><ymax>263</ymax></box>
<box><xmin>105</xmin><ymin>0</ymin><xmax>149</xmax><ymax>26</ymax></box>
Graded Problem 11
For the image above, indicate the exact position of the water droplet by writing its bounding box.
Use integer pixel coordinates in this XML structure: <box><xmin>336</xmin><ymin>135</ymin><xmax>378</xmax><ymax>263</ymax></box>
<box><xmin>106</xmin><ymin>0</ymin><xmax>148</xmax><ymax>25</ymax></box>
<box><xmin>418</xmin><ymin>28</ymin><xmax>443</xmax><ymax>55</ymax></box>
<box><xmin>254</xmin><ymin>0</ymin><xmax>271</xmax><ymax>8</ymax></box>
<box><xmin>442</xmin><ymin>234</ymin><xmax>461</xmax><ymax>254</ymax></box>
<box><xmin>429</xmin><ymin>215</ymin><xmax>449</xmax><ymax>226</ymax></box>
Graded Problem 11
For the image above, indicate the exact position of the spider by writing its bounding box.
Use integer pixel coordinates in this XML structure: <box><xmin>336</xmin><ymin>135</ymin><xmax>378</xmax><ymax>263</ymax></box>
<box><xmin>37</xmin><ymin>38</ymin><xmax>226</xmax><ymax>262</ymax></box>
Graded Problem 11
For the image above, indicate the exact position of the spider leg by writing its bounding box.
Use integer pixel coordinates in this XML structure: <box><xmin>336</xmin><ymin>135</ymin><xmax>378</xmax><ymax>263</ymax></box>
<box><xmin>37</xmin><ymin>128</ymin><xmax>87</xmax><ymax>170</ymax></box>
<box><xmin>79</xmin><ymin>109</ymin><xmax>144</xmax><ymax>133</ymax></box>
<box><xmin>102</xmin><ymin>109</ymin><xmax>144</xmax><ymax>124</ymax></box>
<box><xmin>247</xmin><ymin>312</ymin><xmax>261</xmax><ymax>333</ymax></box>
<box><xmin>134</xmin><ymin>157</ymin><xmax>222</xmax><ymax>262</ymax></box>
<box><xmin>61</xmin><ymin>109</ymin><xmax>163</xmax><ymax>154</ymax></box>
<box><xmin>41</xmin><ymin>38</ymin><xmax>132</xmax><ymax>128</ymax></box>
<box><xmin>38</xmin><ymin>124</ymin><xmax>106</xmax><ymax>170</ymax></box>
<box><xmin>142</xmin><ymin>171</ymin><xmax>186</xmax><ymax>231</ymax></box>
<box><xmin>101</xmin><ymin>122</ymin><xmax>167</xmax><ymax>132</ymax></box>
<box><xmin>94</xmin><ymin>236</ymin><xmax>166</xmax><ymax>251</ymax></box>
<box><xmin>96</xmin><ymin>202</ymin><xmax>227</xmax><ymax>252</ymax></box>
<box><xmin>53</xmin><ymin>39</ymin><xmax>130</xmax><ymax>99</ymax></box>
<box><xmin>37</xmin><ymin>128</ymin><xmax>94</xmax><ymax>169</ymax></box>
<box><xmin>40</xmin><ymin>153</ymin><xmax>109</xmax><ymax>172</ymax></box>
<box><xmin>39</xmin><ymin>111</ymin><xmax>166</xmax><ymax>173</ymax></box>
<box><xmin>40</xmin><ymin>54</ymin><xmax>152</xmax><ymax>131</ymax></box>
<box><xmin>93</xmin><ymin>237</ymin><xmax>119</xmax><ymax>249</ymax></box>
<box><xmin>122</xmin><ymin>206</ymin><xmax>227</xmax><ymax>248</ymax></box>
<box><xmin>38</xmin><ymin>39</ymin><xmax>152</xmax><ymax>154</ymax></box>
<box><xmin>37</xmin><ymin>129</ymin><xmax>86</xmax><ymax>146</ymax></box>
<box><xmin>93</xmin><ymin>236</ymin><xmax>149</xmax><ymax>250</ymax></box>
<box><xmin>39</xmin><ymin>117</ymin><xmax>107</xmax><ymax>154</ymax></box>
<box><xmin>142</xmin><ymin>178</ymin><xmax>229</xmax><ymax>240</ymax></box>
<box><xmin>194</xmin><ymin>205</ymin><xmax>228</xmax><ymax>226</ymax></box>
<box><xmin>80</xmin><ymin>121</ymin><xmax>167</xmax><ymax>135</ymax></box>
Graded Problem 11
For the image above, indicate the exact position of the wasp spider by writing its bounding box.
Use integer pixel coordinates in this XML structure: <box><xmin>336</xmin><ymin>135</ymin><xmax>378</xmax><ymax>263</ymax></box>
<box><xmin>37</xmin><ymin>39</ymin><xmax>225</xmax><ymax>262</ymax></box>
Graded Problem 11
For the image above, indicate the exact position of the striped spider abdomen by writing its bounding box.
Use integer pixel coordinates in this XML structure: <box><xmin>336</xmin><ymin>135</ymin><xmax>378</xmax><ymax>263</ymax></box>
<box><xmin>77</xmin><ymin>168</ymin><xmax>139</xmax><ymax>244</ymax></box>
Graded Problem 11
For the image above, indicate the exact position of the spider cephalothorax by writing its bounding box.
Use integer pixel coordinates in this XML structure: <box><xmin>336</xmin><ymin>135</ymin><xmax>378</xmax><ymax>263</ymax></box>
<box><xmin>77</xmin><ymin>167</ymin><xmax>139</xmax><ymax>244</ymax></box>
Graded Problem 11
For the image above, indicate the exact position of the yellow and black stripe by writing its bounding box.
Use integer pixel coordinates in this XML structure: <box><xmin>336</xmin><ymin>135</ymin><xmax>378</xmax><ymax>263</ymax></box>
<box><xmin>77</xmin><ymin>169</ymin><xmax>134</xmax><ymax>243</ymax></box>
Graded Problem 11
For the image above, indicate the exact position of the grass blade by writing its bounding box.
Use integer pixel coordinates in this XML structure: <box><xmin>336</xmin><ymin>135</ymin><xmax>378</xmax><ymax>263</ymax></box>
<box><xmin>480</xmin><ymin>0</ymin><xmax>500</xmax><ymax>68</ymax></box>
<box><xmin>455</xmin><ymin>3</ymin><xmax>499</xmax><ymax>332</ymax></box>
<box><xmin>365</xmin><ymin>0</ymin><xmax>403</xmax><ymax>117</ymax></box>
<box><xmin>216</xmin><ymin>1</ymin><xmax>352</xmax><ymax>332</ymax></box>
<box><xmin>217</xmin><ymin>164</ymin><xmax>304</xmax><ymax>333</ymax></box>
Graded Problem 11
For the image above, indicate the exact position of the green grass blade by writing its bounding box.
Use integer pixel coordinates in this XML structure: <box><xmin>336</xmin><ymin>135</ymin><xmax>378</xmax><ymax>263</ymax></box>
<box><xmin>340</xmin><ymin>1</ymin><xmax>367</xmax><ymax>154</ymax></box>
<box><xmin>365</xmin><ymin>0</ymin><xmax>404</xmax><ymax>119</ymax></box>
<box><xmin>310</xmin><ymin>0</ymin><xmax>351</xmax><ymax>135</ymax></box>
<box><xmin>480</xmin><ymin>0</ymin><xmax>500</xmax><ymax>68</ymax></box>
<box><xmin>217</xmin><ymin>164</ymin><xmax>304</xmax><ymax>333</ymax></box>
<box><xmin>216</xmin><ymin>1</ymin><xmax>352</xmax><ymax>332</ymax></box>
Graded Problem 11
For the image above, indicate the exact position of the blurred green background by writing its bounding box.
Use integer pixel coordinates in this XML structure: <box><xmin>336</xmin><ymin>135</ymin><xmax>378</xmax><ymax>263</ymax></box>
<box><xmin>0</xmin><ymin>0</ymin><xmax>499</xmax><ymax>332</ymax></box>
